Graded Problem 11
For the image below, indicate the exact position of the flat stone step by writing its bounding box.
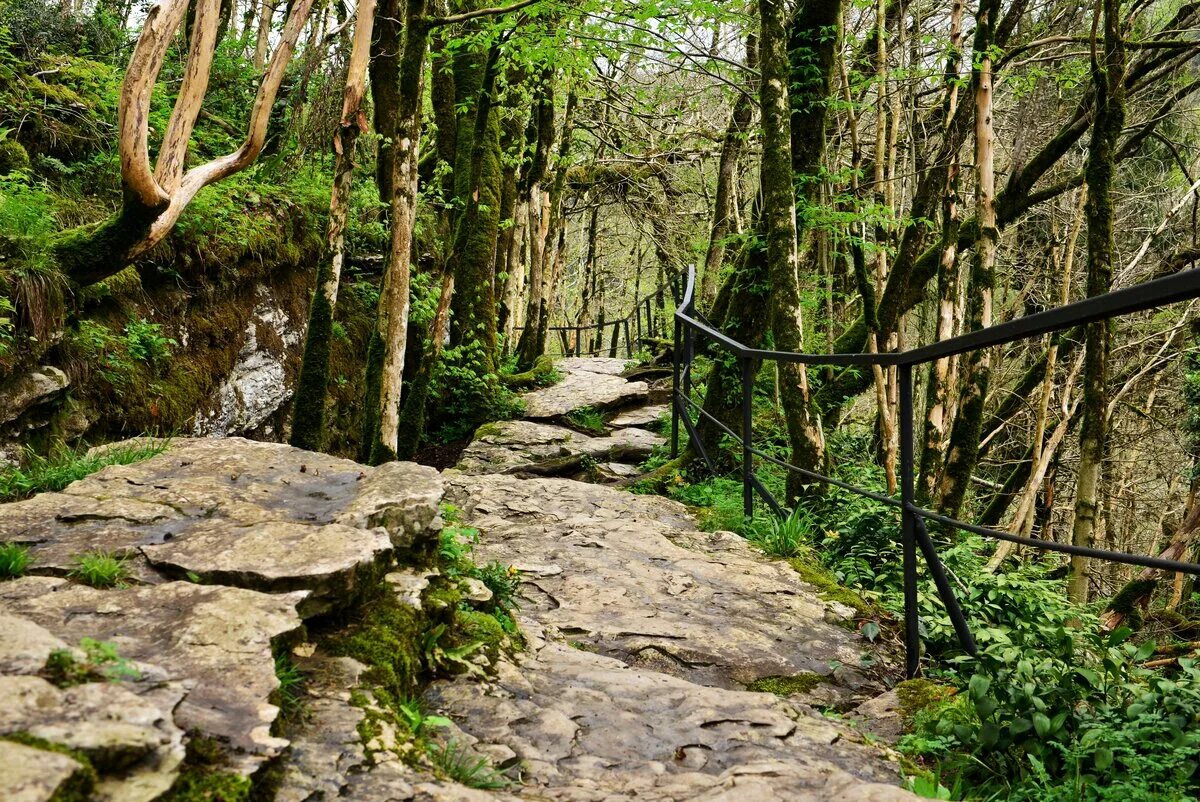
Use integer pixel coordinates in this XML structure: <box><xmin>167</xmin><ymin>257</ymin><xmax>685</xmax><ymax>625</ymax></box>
<box><xmin>425</xmin><ymin>622</ymin><xmax>915</xmax><ymax>801</ymax></box>
<box><xmin>609</xmin><ymin>404</ymin><xmax>668</xmax><ymax>429</ymax></box>
<box><xmin>0</xmin><ymin>438</ymin><xmax>442</xmax><ymax>617</ymax></box>
<box><xmin>456</xmin><ymin>420</ymin><xmax>663</xmax><ymax>475</ymax></box>
<box><xmin>522</xmin><ymin>359</ymin><xmax>648</xmax><ymax>419</ymax></box>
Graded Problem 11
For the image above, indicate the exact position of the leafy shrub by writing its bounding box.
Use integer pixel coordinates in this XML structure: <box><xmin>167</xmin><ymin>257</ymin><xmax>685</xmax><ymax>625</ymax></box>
<box><xmin>745</xmin><ymin>509</ymin><xmax>816</xmax><ymax>558</ymax></box>
<box><xmin>123</xmin><ymin>317</ymin><xmax>176</xmax><ymax>366</ymax></box>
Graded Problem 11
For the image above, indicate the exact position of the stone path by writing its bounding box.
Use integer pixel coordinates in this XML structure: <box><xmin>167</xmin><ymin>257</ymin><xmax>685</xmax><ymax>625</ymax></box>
<box><xmin>429</xmin><ymin>357</ymin><xmax>915</xmax><ymax>800</ymax></box>
<box><xmin>0</xmin><ymin>358</ymin><xmax>913</xmax><ymax>801</ymax></box>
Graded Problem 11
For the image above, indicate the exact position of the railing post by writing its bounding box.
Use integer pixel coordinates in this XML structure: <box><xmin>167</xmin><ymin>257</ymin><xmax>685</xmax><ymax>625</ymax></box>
<box><xmin>609</xmin><ymin>321</ymin><xmax>620</xmax><ymax>358</ymax></box>
<box><xmin>741</xmin><ymin>356</ymin><xmax>753</xmax><ymax>519</ymax></box>
<box><xmin>624</xmin><ymin>319</ymin><xmax>633</xmax><ymax>358</ymax></box>
<box><xmin>671</xmin><ymin>317</ymin><xmax>681</xmax><ymax>458</ymax></box>
<box><xmin>899</xmin><ymin>362</ymin><xmax>921</xmax><ymax>679</ymax></box>
<box><xmin>646</xmin><ymin>297</ymin><xmax>654</xmax><ymax>339</ymax></box>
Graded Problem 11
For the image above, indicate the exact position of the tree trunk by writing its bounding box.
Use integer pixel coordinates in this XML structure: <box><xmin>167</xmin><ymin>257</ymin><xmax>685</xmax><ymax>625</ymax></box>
<box><xmin>362</xmin><ymin>0</ymin><xmax>431</xmax><ymax>464</ymax></box>
<box><xmin>935</xmin><ymin>0</ymin><xmax>999</xmax><ymax>519</ymax></box>
<box><xmin>1069</xmin><ymin>0</ymin><xmax>1126</xmax><ymax>602</ymax></box>
<box><xmin>289</xmin><ymin>0</ymin><xmax>377</xmax><ymax>451</ymax></box>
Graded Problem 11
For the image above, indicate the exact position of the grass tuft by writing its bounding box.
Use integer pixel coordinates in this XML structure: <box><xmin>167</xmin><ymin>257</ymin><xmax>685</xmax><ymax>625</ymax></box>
<box><xmin>428</xmin><ymin>739</ymin><xmax>511</xmax><ymax>789</ymax></box>
<box><xmin>562</xmin><ymin>406</ymin><xmax>607</xmax><ymax>435</ymax></box>
<box><xmin>68</xmin><ymin>549</ymin><xmax>130</xmax><ymax>588</ymax></box>
<box><xmin>0</xmin><ymin>438</ymin><xmax>169</xmax><ymax>502</ymax></box>
<box><xmin>0</xmin><ymin>542</ymin><xmax>31</xmax><ymax>578</ymax></box>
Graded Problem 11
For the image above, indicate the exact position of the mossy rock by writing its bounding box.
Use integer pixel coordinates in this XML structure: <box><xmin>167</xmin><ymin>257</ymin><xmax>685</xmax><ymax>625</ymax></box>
<box><xmin>746</xmin><ymin>672</ymin><xmax>826</xmax><ymax>696</ymax></box>
<box><xmin>894</xmin><ymin>678</ymin><xmax>956</xmax><ymax>726</ymax></box>
<box><xmin>2</xmin><ymin>732</ymin><xmax>97</xmax><ymax>802</ymax></box>
<box><xmin>787</xmin><ymin>557</ymin><xmax>881</xmax><ymax>621</ymax></box>
<box><xmin>327</xmin><ymin>592</ymin><xmax>425</xmax><ymax>699</ymax></box>
<box><xmin>0</xmin><ymin>139</ymin><xmax>31</xmax><ymax>174</ymax></box>
<box><xmin>449</xmin><ymin>608</ymin><xmax>507</xmax><ymax>665</ymax></box>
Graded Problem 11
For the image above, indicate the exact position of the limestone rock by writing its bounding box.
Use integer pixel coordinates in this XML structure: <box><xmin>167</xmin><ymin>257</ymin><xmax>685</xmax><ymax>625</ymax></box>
<box><xmin>0</xmin><ymin>438</ymin><xmax>443</xmax><ymax>615</ymax></box>
<box><xmin>444</xmin><ymin>473</ymin><xmax>874</xmax><ymax>692</ymax></box>
<box><xmin>457</xmin><ymin>420</ymin><xmax>662</xmax><ymax>475</ymax></box>
<box><xmin>0</xmin><ymin>366</ymin><xmax>70</xmax><ymax>427</ymax></box>
<box><xmin>425</xmin><ymin>626</ymin><xmax>915</xmax><ymax>801</ymax></box>
<box><xmin>522</xmin><ymin>360</ymin><xmax>648</xmax><ymax>419</ymax></box>
<box><xmin>0</xmin><ymin>739</ymin><xmax>91</xmax><ymax>802</ymax></box>
<box><xmin>0</xmin><ymin>613</ymin><xmax>74</xmax><ymax>674</ymax></box>
<box><xmin>192</xmin><ymin>297</ymin><xmax>302</xmax><ymax>437</ymax></box>
<box><xmin>850</xmin><ymin>690</ymin><xmax>907</xmax><ymax>743</ymax></box>
<box><xmin>0</xmin><ymin>577</ymin><xmax>305</xmax><ymax>775</ymax></box>
<box><xmin>609</xmin><ymin>404</ymin><xmax>668</xmax><ymax>428</ymax></box>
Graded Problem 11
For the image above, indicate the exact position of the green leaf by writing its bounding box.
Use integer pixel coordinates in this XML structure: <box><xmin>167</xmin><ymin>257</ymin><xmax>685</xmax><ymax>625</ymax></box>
<box><xmin>1094</xmin><ymin>746</ymin><xmax>1113</xmax><ymax>771</ymax></box>
<box><xmin>968</xmin><ymin>674</ymin><xmax>991</xmax><ymax>701</ymax></box>
<box><xmin>1032</xmin><ymin>712</ymin><xmax>1051</xmax><ymax>737</ymax></box>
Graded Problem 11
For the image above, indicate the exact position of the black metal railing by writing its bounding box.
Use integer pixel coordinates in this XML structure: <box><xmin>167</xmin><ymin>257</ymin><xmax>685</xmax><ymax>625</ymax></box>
<box><xmin>671</xmin><ymin>262</ymin><xmax>1200</xmax><ymax>678</ymax></box>
<box><xmin>511</xmin><ymin>284</ymin><xmax>671</xmax><ymax>359</ymax></box>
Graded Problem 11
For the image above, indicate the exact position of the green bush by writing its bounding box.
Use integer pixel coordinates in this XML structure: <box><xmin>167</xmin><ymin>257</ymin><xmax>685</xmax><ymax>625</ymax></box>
<box><xmin>67</xmin><ymin>549</ymin><xmax>129</xmax><ymax>588</ymax></box>
<box><xmin>0</xmin><ymin>438</ymin><xmax>167</xmax><ymax>501</ymax></box>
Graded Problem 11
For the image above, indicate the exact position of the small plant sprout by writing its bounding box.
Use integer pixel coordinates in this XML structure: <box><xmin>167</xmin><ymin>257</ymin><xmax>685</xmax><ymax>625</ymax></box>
<box><xmin>68</xmin><ymin>549</ymin><xmax>130</xmax><ymax>588</ymax></box>
<box><xmin>0</xmin><ymin>542</ymin><xmax>31</xmax><ymax>578</ymax></box>
<box><xmin>428</xmin><ymin>739</ymin><xmax>511</xmax><ymax>790</ymax></box>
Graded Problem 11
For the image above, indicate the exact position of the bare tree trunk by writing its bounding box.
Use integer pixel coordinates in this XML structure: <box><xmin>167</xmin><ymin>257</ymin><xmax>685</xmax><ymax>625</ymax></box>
<box><xmin>916</xmin><ymin>0</ymin><xmax>963</xmax><ymax>505</ymax></box>
<box><xmin>253</xmin><ymin>0</ymin><xmax>273</xmax><ymax>71</ymax></box>
<box><xmin>699</xmin><ymin>31</ymin><xmax>756</xmax><ymax>310</ymax></box>
<box><xmin>289</xmin><ymin>0</ymin><xmax>376</xmax><ymax>451</ymax></box>
<box><xmin>1069</xmin><ymin>0</ymin><xmax>1126</xmax><ymax>602</ymax></box>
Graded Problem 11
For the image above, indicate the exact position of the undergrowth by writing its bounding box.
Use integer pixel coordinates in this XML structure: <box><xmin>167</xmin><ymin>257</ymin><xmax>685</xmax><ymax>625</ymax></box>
<box><xmin>0</xmin><ymin>438</ymin><xmax>168</xmax><ymax>502</ymax></box>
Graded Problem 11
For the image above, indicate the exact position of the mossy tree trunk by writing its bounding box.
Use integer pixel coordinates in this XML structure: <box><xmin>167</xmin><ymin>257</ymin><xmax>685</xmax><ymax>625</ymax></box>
<box><xmin>443</xmin><ymin>38</ymin><xmax>506</xmax><ymax>424</ymax></box>
<box><xmin>934</xmin><ymin>0</ymin><xmax>999</xmax><ymax>519</ymax></box>
<box><xmin>759</xmin><ymin>0</ymin><xmax>840</xmax><ymax>503</ymax></box>
<box><xmin>1069</xmin><ymin>0</ymin><xmax>1126</xmax><ymax>602</ymax></box>
<box><xmin>363</xmin><ymin>0</ymin><xmax>432</xmax><ymax>464</ymax></box>
<box><xmin>916</xmin><ymin>0</ymin><xmax>964</xmax><ymax>506</ymax></box>
<box><xmin>289</xmin><ymin>0</ymin><xmax>377</xmax><ymax>452</ymax></box>
<box><xmin>516</xmin><ymin>88</ymin><xmax>577</xmax><ymax>370</ymax></box>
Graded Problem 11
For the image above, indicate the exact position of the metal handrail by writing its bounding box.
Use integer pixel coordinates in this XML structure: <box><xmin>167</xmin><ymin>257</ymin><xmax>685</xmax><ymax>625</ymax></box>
<box><xmin>670</xmin><ymin>262</ymin><xmax>1200</xmax><ymax>678</ymax></box>
<box><xmin>511</xmin><ymin>281</ymin><xmax>678</xmax><ymax>358</ymax></box>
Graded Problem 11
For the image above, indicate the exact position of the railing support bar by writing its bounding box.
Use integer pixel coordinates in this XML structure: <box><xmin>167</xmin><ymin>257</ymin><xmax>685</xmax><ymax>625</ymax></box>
<box><xmin>911</xmin><ymin>512</ymin><xmax>977</xmax><ymax>655</ymax></box>
<box><xmin>899</xmin><ymin>363</ymin><xmax>921</xmax><ymax>679</ymax></box>
<box><xmin>671</xmin><ymin>317</ymin><xmax>681</xmax><ymax>458</ymax></box>
<box><xmin>741</xmin><ymin>356</ymin><xmax>754</xmax><ymax>519</ymax></box>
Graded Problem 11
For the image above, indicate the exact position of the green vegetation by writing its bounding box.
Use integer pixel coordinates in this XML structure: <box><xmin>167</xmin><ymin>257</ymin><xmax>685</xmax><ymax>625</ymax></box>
<box><xmin>159</xmin><ymin>736</ymin><xmax>252</xmax><ymax>802</ymax></box>
<box><xmin>0</xmin><ymin>541</ymin><xmax>30</xmax><ymax>577</ymax></box>
<box><xmin>67</xmin><ymin>549</ymin><xmax>130</xmax><ymax>588</ymax></box>
<box><xmin>746</xmin><ymin>672</ymin><xmax>826</xmax><ymax>696</ymax></box>
<box><xmin>42</xmin><ymin>637</ymin><xmax>140</xmax><ymax>687</ymax></box>
<box><xmin>427</xmin><ymin>739</ymin><xmax>512</xmax><ymax>790</ymax></box>
<box><xmin>562</xmin><ymin>406</ymin><xmax>607</xmax><ymax>435</ymax></box>
<box><xmin>0</xmin><ymin>439</ymin><xmax>167</xmax><ymax>502</ymax></box>
<box><xmin>272</xmin><ymin>654</ymin><xmax>308</xmax><ymax>722</ymax></box>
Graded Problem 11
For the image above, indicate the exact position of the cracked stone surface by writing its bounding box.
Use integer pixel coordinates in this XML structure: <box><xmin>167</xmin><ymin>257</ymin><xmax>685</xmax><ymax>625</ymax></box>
<box><xmin>457</xmin><ymin>420</ymin><xmax>663</xmax><ymax>475</ymax></box>
<box><xmin>522</xmin><ymin>359</ymin><xmax>648</xmax><ymax>418</ymax></box>
<box><xmin>0</xmin><ymin>437</ymin><xmax>442</xmax><ymax>617</ymax></box>
<box><xmin>0</xmin><ymin>577</ymin><xmax>304</xmax><ymax>776</ymax></box>
<box><xmin>610</xmin><ymin>403</ymin><xmax>668</xmax><ymax>428</ymax></box>
<box><xmin>426</xmin><ymin>621</ymin><xmax>914</xmax><ymax>801</ymax></box>
<box><xmin>443</xmin><ymin>471</ymin><xmax>874</xmax><ymax>692</ymax></box>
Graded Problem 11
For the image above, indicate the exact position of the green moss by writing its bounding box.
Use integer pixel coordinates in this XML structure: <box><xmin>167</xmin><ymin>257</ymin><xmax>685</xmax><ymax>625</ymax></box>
<box><xmin>289</xmin><ymin>257</ymin><xmax>336</xmax><ymax>452</ymax></box>
<box><xmin>0</xmin><ymin>139</ymin><xmax>31</xmax><ymax>174</ymax></box>
<box><xmin>160</xmin><ymin>768</ymin><xmax>251</xmax><ymax>802</ymax></box>
<box><xmin>1104</xmin><ymin>577</ymin><xmax>1158</xmax><ymax>630</ymax></box>
<box><xmin>746</xmin><ymin>672</ymin><xmax>826</xmax><ymax>696</ymax></box>
<box><xmin>787</xmin><ymin>557</ymin><xmax>881</xmax><ymax>621</ymax></box>
<box><xmin>894</xmin><ymin>679</ymin><xmax>956</xmax><ymax>726</ymax></box>
<box><xmin>500</xmin><ymin>355</ymin><xmax>558</xmax><ymax>389</ymax></box>
<box><xmin>449</xmin><ymin>608</ymin><xmax>507</xmax><ymax>664</ymax></box>
<box><xmin>327</xmin><ymin>591</ymin><xmax>425</xmax><ymax>699</ymax></box>
<box><xmin>2</xmin><ymin>733</ymin><xmax>97</xmax><ymax>801</ymax></box>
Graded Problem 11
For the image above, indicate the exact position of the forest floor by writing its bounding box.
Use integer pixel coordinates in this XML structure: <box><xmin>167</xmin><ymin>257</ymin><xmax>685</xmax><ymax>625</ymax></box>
<box><xmin>0</xmin><ymin>357</ymin><xmax>915</xmax><ymax>801</ymax></box>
